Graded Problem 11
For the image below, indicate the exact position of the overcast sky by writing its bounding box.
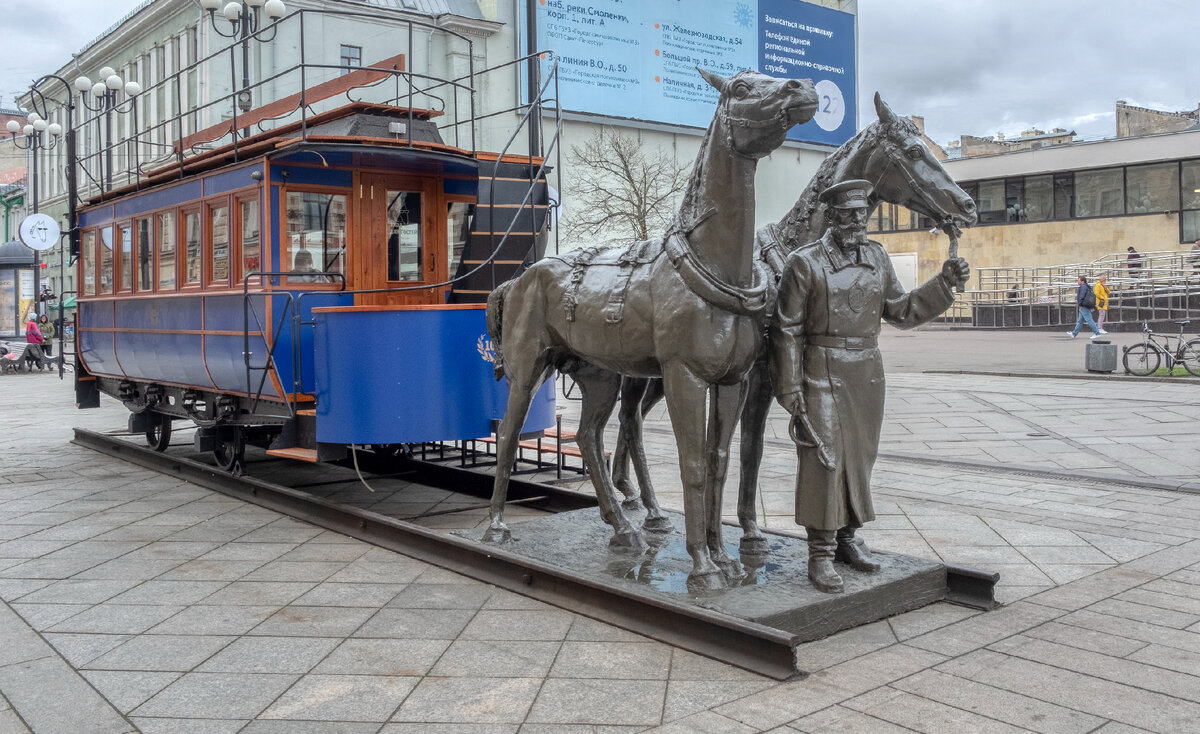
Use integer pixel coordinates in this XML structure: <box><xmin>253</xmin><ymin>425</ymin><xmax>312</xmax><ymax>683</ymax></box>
<box><xmin>2</xmin><ymin>0</ymin><xmax>1198</xmax><ymax>146</ymax></box>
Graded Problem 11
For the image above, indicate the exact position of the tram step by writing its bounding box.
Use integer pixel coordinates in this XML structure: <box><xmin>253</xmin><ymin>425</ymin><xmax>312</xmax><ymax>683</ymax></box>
<box><xmin>266</xmin><ymin>447</ymin><xmax>319</xmax><ymax>462</ymax></box>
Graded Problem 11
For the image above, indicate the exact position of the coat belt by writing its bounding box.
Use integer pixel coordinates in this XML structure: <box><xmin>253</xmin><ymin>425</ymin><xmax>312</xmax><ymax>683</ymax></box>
<box><xmin>807</xmin><ymin>334</ymin><xmax>878</xmax><ymax>350</ymax></box>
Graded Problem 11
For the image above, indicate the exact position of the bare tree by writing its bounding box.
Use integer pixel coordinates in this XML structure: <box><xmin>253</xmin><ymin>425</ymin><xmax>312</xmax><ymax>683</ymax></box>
<box><xmin>562</xmin><ymin>126</ymin><xmax>689</xmax><ymax>248</ymax></box>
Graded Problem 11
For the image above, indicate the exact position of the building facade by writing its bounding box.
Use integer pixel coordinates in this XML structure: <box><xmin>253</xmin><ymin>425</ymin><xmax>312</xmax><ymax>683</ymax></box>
<box><xmin>870</xmin><ymin>127</ymin><xmax>1200</xmax><ymax>283</ymax></box>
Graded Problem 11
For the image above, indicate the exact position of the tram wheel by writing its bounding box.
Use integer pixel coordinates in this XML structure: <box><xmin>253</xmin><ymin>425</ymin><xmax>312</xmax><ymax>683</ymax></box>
<box><xmin>145</xmin><ymin>414</ymin><xmax>173</xmax><ymax>452</ymax></box>
<box><xmin>213</xmin><ymin>430</ymin><xmax>246</xmax><ymax>474</ymax></box>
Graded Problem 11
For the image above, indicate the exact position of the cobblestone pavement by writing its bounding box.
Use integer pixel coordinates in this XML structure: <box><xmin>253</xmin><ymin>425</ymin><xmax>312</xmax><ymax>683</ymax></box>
<box><xmin>0</xmin><ymin>327</ymin><xmax>1197</xmax><ymax>733</ymax></box>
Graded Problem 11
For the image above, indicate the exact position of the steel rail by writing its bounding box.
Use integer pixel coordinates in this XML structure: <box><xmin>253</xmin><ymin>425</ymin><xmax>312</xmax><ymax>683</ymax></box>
<box><xmin>72</xmin><ymin>427</ymin><xmax>802</xmax><ymax>679</ymax></box>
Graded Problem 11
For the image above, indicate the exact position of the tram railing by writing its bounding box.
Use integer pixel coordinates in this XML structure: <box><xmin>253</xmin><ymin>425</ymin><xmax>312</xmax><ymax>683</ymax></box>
<box><xmin>68</xmin><ymin>7</ymin><xmax>524</xmax><ymax>203</ymax></box>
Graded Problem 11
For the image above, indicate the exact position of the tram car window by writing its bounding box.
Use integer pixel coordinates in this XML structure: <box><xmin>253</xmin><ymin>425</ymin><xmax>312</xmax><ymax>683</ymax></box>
<box><xmin>81</xmin><ymin>231</ymin><xmax>96</xmax><ymax>296</ymax></box>
<box><xmin>285</xmin><ymin>191</ymin><xmax>346</xmax><ymax>284</ymax></box>
<box><xmin>446</xmin><ymin>201</ymin><xmax>474</xmax><ymax>275</ymax></box>
<box><xmin>183</xmin><ymin>210</ymin><xmax>202</xmax><ymax>286</ymax></box>
<box><xmin>238</xmin><ymin>198</ymin><xmax>261</xmax><ymax>283</ymax></box>
<box><xmin>387</xmin><ymin>190</ymin><xmax>422</xmax><ymax>282</ymax></box>
<box><xmin>118</xmin><ymin>225</ymin><xmax>132</xmax><ymax>292</ymax></box>
<box><xmin>136</xmin><ymin>218</ymin><xmax>153</xmax><ymax>292</ymax></box>
<box><xmin>209</xmin><ymin>201</ymin><xmax>231</xmax><ymax>287</ymax></box>
<box><xmin>157</xmin><ymin>211</ymin><xmax>176</xmax><ymax>291</ymax></box>
<box><xmin>98</xmin><ymin>226</ymin><xmax>113</xmax><ymax>294</ymax></box>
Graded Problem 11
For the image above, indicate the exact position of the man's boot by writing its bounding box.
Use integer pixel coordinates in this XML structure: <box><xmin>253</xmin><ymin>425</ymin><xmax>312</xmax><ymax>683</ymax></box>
<box><xmin>805</xmin><ymin>528</ymin><xmax>843</xmax><ymax>593</ymax></box>
<box><xmin>836</xmin><ymin>526</ymin><xmax>881</xmax><ymax>572</ymax></box>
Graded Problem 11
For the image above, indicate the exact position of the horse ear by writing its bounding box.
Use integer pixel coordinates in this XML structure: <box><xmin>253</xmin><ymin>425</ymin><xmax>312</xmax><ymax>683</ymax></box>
<box><xmin>874</xmin><ymin>92</ymin><xmax>897</xmax><ymax>124</ymax></box>
<box><xmin>697</xmin><ymin>67</ymin><xmax>727</xmax><ymax>93</ymax></box>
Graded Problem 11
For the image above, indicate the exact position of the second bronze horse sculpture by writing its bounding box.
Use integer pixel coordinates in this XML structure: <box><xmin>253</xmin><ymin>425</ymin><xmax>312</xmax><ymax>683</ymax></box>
<box><xmin>485</xmin><ymin>68</ymin><xmax>819</xmax><ymax>587</ymax></box>
<box><xmin>609</xmin><ymin>94</ymin><xmax>979</xmax><ymax>555</ymax></box>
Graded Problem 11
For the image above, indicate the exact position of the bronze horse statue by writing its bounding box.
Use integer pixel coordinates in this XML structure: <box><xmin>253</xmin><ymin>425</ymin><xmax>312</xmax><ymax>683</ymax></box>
<box><xmin>610</xmin><ymin>93</ymin><xmax>979</xmax><ymax>553</ymax></box>
<box><xmin>485</xmin><ymin>69</ymin><xmax>819</xmax><ymax>586</ymax></box>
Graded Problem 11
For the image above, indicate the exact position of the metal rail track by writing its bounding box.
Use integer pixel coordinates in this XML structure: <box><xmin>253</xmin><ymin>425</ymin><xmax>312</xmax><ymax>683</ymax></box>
<box><xmin>73</xmin><ymin>428</ymin><xmax>804</xmax><ymax>679</ymax></box>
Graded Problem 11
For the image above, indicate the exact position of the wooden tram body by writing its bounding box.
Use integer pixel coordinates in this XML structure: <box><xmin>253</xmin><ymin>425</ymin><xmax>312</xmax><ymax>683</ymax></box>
<box><xmin>70</xmin><ymin>20</ymin><xmax>558</xmax><ymax>468</ymax></box>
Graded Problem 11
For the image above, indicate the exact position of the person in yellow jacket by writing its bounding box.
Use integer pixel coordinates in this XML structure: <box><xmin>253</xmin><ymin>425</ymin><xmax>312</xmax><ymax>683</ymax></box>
<box><xmin>1094</xmin><ymin>275</ymin><xmax>1110</xmax><ymax>333</ymax></box>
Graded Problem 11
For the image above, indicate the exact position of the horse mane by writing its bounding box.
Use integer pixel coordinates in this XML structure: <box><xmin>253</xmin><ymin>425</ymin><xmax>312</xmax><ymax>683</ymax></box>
<box><xmin>671</xmin><ymin>110</ymin><xmax>720</xmax><ymax>236</ymax></box>
<box><xmin>775</xmin><ymin>112</ymin><xmax>921</xmax><ymax>249</ymax></box>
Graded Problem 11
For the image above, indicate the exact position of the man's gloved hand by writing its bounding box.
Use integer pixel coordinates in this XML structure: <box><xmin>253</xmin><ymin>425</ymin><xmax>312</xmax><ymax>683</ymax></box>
<box><xmin>941</xmin><ymin>258</ymin><xmax>970</xmax><ymax>289</ymax></box>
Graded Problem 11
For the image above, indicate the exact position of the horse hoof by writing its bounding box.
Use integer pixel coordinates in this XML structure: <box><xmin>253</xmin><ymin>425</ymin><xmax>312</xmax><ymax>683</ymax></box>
<box><xmin>621</xmin><ymin>497</ymin><xmax>642</xmax><ymax>511</ymax></box>
<box><xmin>739</xmin><ymin>535</ymin><xmax>769</xmax><ymax>556</ymax></box>
<box><xmin>686</xmin><ymin>568</ymin><xmax>725</xmax><ymax>592</ymax></box>
<box><xmin>610</xmin><ymin>529</ymin><xmax>648</xmax><ymax>551</ymax></box>
<box><xmin>642</xmin><ymin>515</ymin><xmax>672</xmax><ymax>532</ymax></box>
<box><xmin>482</xmin><ymin>524</ymin><xmax>512</xmax><ymax>544</ymax></box>
<box><xmin>716</xmin><ymin>557</ymin><xmax>747</xmax><ymax>581</ymax></box>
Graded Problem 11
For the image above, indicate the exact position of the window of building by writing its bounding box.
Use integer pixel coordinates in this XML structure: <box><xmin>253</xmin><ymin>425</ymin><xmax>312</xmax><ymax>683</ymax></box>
<box><xmin>1053</xmin><ymin>173</ymin><xmax>1074</xmax><ymax>220</ymax></box>
<box><xmin>977</xmin><ymin>180</ymin><xmax>1006</xmax><ymax>223</ymax></box>
<box><xmin>209</xmin><ymin>202</ymin><xmax>230</xmax><ymax>286</ymax></box>
<box><xmin>1074</xmin><ymin>168</ymin><xmax>1124</xmax><ymax>218</ymax></box>
<box><xmin>183</xmin><ymin>210</ymin><xmax>202</xmax><ymax>285</ymax></box>
<box><xmin>386</xmin><ymin>190</ymin><xmax>423</xmax><ymax>281</ymax></box>
<box><xmin>1024</xmin><ymin>175</ymin><xmax>1053</xmax><ymax>222</ymax></box>
<box><xmin>136</xmin><ymin>218</ymin><xmax>153</xmax><ymax>291</ymax></box>
<box><xmin>447</xmin><ymin>201</ymin><xmax>474</xmax><ymax>274</ymax></box>
<box><xmin>285</xmin><ymin>191</ymin><xmax>347</xmax><ymax>284</ymax></box>
<box><xmin>1005</xmin><ymin>179</ymin><xmax>1025</xmax><ymax>222</ymax></box>
<box><xmin>1183</xmin><ymin>161</ymin><xmax>1200</xmax><ymax>242</ymax></box>
<box><xmin>82</xmin><ymin>231</ymin><xmax>96</xmax><ymax>296</ymax></box>
<box><xmin>158</xmin><ymin>211</ymin><xmax>176</xmax><ymax>290</ymax></box>
<box><xmin>340</xmin><ymin>44</ymin><xmax>362</xmax><ymax>75</ymax></box>
<box><xmin>98</xmin><ymin>227</ymin><xmax>113</xmax><ymax>294</ymax></box>
<box><xmin>239</xmin><ymin>198</ymin><xmax>261</xmax><ymax>283</ymax></box>
<box><xmin>894</xmin><ymin>204</ymin><xmax>919</xmax><ymax>231</ymax></box>
<box><xmin>1126</xmin><ymin>162</ymin><xmax>1179</xmax><ymax>214</ymax></box>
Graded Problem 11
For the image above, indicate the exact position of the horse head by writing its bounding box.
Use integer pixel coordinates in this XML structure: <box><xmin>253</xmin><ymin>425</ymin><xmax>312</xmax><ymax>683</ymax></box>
<box><xmin>865</xmin><ymin>93</ymin><xmax>977</xmax><ymax>231</ymax></box>
<box><xmin>698</xmin><ymin>68</ymin><xmax>818</xmax><ymax>159</ymax></box>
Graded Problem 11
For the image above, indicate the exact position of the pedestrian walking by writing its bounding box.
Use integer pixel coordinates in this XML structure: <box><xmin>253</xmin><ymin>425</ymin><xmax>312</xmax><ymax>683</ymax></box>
<box><xmin>1093</xmin><ymin>275</ymin><xmax>1110</xmax><ymax>333</ymax></box>
<box><xmin>1067</xmin><ymin>275</ymin><xmax>1103</xmax><ymax>339</ymax></box>
<box><xmin>36</xmin><ymin>314</ymin><xmax>55</xmax><ymax>358</ymax></box>
<box><xmin>24</xmin><ymin>310</ymin><xmax>45</xmax><ymax>371</ymax></box>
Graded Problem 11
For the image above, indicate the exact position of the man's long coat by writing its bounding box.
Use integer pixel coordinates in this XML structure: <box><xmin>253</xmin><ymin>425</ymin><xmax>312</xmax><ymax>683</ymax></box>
<box><xmin>769</xmin><ymin>230</ymin><xmax>955</xmax><ymax>530</ymax></box>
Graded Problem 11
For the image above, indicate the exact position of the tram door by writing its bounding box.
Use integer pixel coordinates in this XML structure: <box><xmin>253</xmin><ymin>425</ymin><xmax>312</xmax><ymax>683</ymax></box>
<box><xmin>355</xmin><ymin>173</ymin><xmax>444</xmax><ymax>306</ymax></box>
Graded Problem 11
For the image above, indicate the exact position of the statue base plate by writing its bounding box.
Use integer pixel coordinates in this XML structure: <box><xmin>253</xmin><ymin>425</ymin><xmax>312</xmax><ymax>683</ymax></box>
<box><xmin>458</xmin><ymin>507</ymin><xmax>960</xmax><ymax>671</ymax></box>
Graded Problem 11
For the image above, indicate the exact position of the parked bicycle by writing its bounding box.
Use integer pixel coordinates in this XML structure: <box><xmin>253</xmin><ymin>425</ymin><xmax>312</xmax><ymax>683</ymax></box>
<box><xmin>1122</xmin><ymin>320</ymin><xmax>1200</xmax><ymax>376</ymax></box>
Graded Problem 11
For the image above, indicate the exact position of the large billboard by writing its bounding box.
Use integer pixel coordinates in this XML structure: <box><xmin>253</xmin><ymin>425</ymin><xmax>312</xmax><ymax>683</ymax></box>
<box><xmin>531</xmin><ymin>0</ymin><xmax>855</xmax><ymax>146</ymax></box>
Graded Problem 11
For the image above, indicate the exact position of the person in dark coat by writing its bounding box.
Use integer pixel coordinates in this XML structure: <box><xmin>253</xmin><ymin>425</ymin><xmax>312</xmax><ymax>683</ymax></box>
<box><xmin>1126</xmin><ymin>246</ymin><xmax>1144</xmax><ymax>279</ymax></box>
<box><xmin>1066</xmin><ymin>275</ymin><xmax>1103</xmax><ymax>339</ymax></box>
<box><xmin>769</xmin><ymin>180</ymin><xmax>970</xmax><ymax>593</ymax></box>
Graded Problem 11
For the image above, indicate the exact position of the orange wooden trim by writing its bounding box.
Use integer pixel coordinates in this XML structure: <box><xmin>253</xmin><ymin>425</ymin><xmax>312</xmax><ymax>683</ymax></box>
<box><xmin>179</xmin><ymin>54</ymin><xmax>410</xmax><ymax>151</ymax></box>
<box><xmin>311</xmin><ymin>303</ymin><xmax>486</xmax><ymax>313</ymax></box>
<box><xmin>291</xmin><ymin>135</ymin><xmax>471</xmax><ymax>157</ymax></box>
<box><xmin>266</xmin><ymin>447</ymin><xmax>319</xmax><ymax>462</ymax></box>
<box><xmin>474</xmin><ymin>152</ymin><xmax>546</xmax><ymax>165</ymax></box>
<box><xmin>452</xmin><ymin>289</ymin><xmax>492</xmax><ymax>294</ymax></box>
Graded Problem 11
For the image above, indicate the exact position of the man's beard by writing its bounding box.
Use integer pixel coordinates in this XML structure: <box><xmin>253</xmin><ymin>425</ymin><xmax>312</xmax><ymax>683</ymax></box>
<box><xmin>835</xmin><ymin>225</ymin><xmax>868</xmax><ymax>249</ymax></box>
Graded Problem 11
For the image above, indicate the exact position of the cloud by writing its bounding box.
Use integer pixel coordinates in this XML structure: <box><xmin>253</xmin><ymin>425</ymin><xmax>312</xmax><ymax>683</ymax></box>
<box><xmin>857</xmin><ymin>0</ymin><xmax>1200</xmax><ymax>145</ymax></box>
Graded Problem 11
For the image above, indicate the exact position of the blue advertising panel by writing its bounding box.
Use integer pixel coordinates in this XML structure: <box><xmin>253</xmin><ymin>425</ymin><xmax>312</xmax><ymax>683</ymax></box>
<box><xmin>531</xmin><ymin>0</ymin><xmax>855</xmax><ymax>146</ymax></box>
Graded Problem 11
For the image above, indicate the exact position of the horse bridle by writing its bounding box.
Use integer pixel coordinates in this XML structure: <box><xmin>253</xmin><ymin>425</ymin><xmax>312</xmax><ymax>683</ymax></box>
<box><xmin>871</xmin><ymin>132</ymin><xmax>959</xmax><ymax>229</ymax></box>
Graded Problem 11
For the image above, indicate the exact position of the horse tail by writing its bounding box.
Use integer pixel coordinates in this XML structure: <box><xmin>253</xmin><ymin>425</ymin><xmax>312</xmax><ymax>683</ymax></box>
<box><xmin>486</xmin><ymin>280</ymin><xmax>513</xmax><ymax>381</ymax></box>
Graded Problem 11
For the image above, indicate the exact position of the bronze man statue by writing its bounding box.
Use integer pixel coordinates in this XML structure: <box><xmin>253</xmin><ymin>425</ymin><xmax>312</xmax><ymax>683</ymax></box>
<box><xmin>768</xmin><ymin>179</ymin><xmax>970</xmax><ymax>593</ymax></box>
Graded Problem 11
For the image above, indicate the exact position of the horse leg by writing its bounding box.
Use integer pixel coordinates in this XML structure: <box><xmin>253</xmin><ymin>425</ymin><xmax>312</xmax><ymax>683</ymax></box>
<box><xmin>661</xmin><ymin>362</ymin><xmax>722</xmax><ymax>588</ymax></box>
<box><xmin>705</xmin><ymin>380</ymin><xmax>748</xmax><ymax>578</ymax></box>
<box><xmin>612</xmin><ymin>376</ymin><xmax>646</xmax><ymax>508</ymax></box>
<box><xmin>485</xmin><ymin>363</ymin><xmax>554</xmax><ymax>543</ymax></box>
<box><xmin>736</xmin><ymin>360</ymin><xmax>772</xmax><ymax>555</ymax></box>
<box><xmin>625</xmin><ymin>378</ymin><xmax>669</xmax><ymax>530</ymax></box>
<box><xmin>576</xmin><ymin>366</ymin><xmax>647</xmax><ymax>550</ymax></box>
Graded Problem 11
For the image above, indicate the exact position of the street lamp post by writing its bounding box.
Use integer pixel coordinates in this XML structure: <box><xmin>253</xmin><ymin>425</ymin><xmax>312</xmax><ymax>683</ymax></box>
<box><xmin>199</xmin><ymin>0</ymin><xmax>287</xmax><ymax>116</ymax></box>
<box><xmin>8</xmin><ymin>74</ymin><xmax>79</xmax><ymax>379</ymax></box>
<box><xmin>77</xmin><ymin>68</ymin><xmax>142</xmax><ymax>191</ymax></box>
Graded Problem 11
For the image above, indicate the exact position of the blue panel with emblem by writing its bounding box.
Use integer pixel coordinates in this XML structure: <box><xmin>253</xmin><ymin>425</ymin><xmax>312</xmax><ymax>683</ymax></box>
<box><xmin>312</xmin><ymin>305</ymin><xmax>556</xmax><ymax>444</ymax></box>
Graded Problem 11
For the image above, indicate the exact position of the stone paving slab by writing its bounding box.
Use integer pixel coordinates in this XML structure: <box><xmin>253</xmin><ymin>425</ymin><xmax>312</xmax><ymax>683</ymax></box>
<box><xmin>0</xmin><ymin>330</ymin><xmax>1197</xmax><ymax>731</ymax></box>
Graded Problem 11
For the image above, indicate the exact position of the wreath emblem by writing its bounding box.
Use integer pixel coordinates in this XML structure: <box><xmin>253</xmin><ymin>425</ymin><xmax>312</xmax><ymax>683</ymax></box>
<box><xmin>477</xmin><ymin>334</ymin><xmax>495</xmax><ymax>364</ymax></box>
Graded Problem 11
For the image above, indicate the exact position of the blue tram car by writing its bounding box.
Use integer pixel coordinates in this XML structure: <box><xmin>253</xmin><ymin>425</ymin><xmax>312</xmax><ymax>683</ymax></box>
<box><xmin>72</xmin><ymin>19</ymin><xmax>556</xmax><ymax>471</ymax></box>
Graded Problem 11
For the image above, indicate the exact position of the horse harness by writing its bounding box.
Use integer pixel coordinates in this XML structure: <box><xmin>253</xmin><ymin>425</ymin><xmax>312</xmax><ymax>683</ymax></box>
<box><xmin>556</xmin><ymin>231</ymin><xmax>770</xmax><ymax>325</ymax></box>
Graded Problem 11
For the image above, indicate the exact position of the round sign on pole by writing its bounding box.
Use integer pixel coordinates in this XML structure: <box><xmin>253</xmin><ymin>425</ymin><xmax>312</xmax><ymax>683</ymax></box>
<box><xmin>18</xmin><ymin>213</ymin><xmax>61</xmax><ymax>252</ymax></box>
